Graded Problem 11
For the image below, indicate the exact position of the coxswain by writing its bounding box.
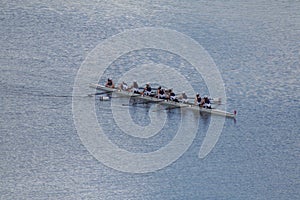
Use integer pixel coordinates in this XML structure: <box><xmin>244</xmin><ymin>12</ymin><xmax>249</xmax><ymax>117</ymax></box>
<box><xmin>142</xmin><ymin>82</ymin><xmax>152</xmax><ymax>96</ymax></box>
<box><xmin>202</xmin><ymin>95</ymin><xmax>212</xmax><ymax>109</ymax></box>
<box><xmin>156</xmin><ymin>86</ymin><xmax>166</xmax><ymax>99</ymax></box>
<box><xmin>178</xmin><ymin>91</ymin><xmax>188</xmax><ymax>103</ymax></box>
<box><xmin>105</xmin><ymin>78</ymin><xmax>115</xmax><ymax>88</ymax></box>
<box><xmin>194</xmin><ymin>93</ymin><xmax>202</xmax><ymax>106</ymax></box>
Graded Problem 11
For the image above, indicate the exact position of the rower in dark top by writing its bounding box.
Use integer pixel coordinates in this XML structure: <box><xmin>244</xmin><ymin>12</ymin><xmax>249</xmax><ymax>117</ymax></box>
<box><xmin>142</xmin><ymin>82</ymin><xmax>152</xmax><ymax>96</ymax></box>
<box><xmin>105</xmin><ymin>78</ymin><xmax>115</xmax><ymax>88</ymax></box>
<box><xmin>168</xmin><ymin>89</ymin><xmax>179</xmax><ymax>102</ymax></box>
<box><xmin>202</xmin><ymin>95</ymin><xmax>212</xmax><ymax>109</ymax></box>
<box><xmin>156</xmin><ymin>86</ymin><xmax>166</xmax><ymax>99</ymax></box>
<box><xmin>194</xmin><ymin>93</ymin><xmax>202</xmax><ymax>106</ymax></box>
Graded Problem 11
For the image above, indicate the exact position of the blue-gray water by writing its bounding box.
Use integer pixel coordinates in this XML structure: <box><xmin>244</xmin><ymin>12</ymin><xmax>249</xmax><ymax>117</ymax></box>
<box><xmin>1</xmin><ymin>1</ymin><xmax>299</xmax><ymax>199</ymax></box>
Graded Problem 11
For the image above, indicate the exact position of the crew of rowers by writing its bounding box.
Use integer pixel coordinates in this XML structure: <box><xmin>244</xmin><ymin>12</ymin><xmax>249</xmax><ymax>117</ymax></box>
<box><xmin>105</xmin><ymin>78</ymin><xmax>211</xmax><ymax>108</ymax></box>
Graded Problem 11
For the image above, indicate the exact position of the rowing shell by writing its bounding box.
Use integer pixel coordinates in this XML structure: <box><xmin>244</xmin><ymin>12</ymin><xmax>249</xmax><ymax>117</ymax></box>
<box><xmin>89</xmin><ymin>83</ymin><xmax>236</xmax><ymax>118</ymax></box>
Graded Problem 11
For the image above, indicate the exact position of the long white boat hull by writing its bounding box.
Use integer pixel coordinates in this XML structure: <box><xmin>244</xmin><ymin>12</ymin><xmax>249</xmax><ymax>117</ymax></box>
<box><xmin>89</xmin><ymin>83</ymin><xmax>236</xmax><ymax>118</ymax></box>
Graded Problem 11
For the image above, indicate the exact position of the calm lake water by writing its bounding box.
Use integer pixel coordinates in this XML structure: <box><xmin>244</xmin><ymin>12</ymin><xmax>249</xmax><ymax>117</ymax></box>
<box><xmin>1</xmin><ymin>1</ymin><xmax>299</xmax><ymax>199</ymax></box>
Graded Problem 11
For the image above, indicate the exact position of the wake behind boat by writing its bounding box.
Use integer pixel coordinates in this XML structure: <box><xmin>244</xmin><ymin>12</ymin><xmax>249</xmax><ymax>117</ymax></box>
<box><xmin>89</xmin><ymin>83</ymin><xmax>237</xmax><ymax>118</ymax></box>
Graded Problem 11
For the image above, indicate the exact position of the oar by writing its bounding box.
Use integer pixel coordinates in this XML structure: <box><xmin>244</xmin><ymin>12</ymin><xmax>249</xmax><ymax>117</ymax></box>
<box><xmin>33</xmin><ymin>94</ymin><xmax>90</xmax><ymax>98</ymax></box>
<box><xmin>138</xmin><ymin>87</ymin><xmax>160</xmax><ymax>90</ymax></box>
<box><xmin>122</xmin><ymin>101</ymin><xmax>148</xmax><ymax>106</ymax></box>
<box><xmin>88</xmin><ymin>91</ymin><xmax>112</xmax><ymax>97</ymax></box>
<box><xmin>121</xmin><ymin>103</ymin><xmax>149</xmax><ymax>108</ymax></box>
<box><xmin>152</xmin><ymin>101</ymin><xmax>188</xmax><ymax>112</ymax></box>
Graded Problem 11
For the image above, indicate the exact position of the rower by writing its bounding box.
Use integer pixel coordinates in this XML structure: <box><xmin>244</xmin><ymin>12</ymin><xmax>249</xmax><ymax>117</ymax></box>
<box><xmin>156</xmin><ymin>86</ymin><xmax>166</xmax><ymax>99</ymax></box>
<box><xmin>105</xmin><ymin>78</ymin><xmax>115</xmax><ymax>88</ymax></box>
<box><xmin>168</xmin><ymin>89</ymin><xmax>179</xmax><ymax>102</ymax></box>
<box><xmin>118</xmin><ymin>81</ymin><xmax>128</xmax><ymax>91</ymax></box>
<box><xmin>178</xmin><ymin>91</ymin><xmax>188</xmax><ymax>103</ymax></box>
<box><xmin>202</xmin><ymin>95</ymin><xmax>212</xmax><ymax>109</ymax></box>
<box><xmin>129</xmin><ymin>80</ymin><xmax>140</xmax><ymax>94</ymax></box>
<box><xmin>194</xmin><ymin>93</ymin><xmax>202</xmax><ymax>106</ymax></box>
<box><xmin>142</xmin><ymin>82</ymin><xmax>152</xmax><ymax>96</ymax></box>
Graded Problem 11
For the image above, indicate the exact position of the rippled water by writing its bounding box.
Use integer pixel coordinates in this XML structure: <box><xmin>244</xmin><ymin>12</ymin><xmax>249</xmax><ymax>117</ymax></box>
<box><xmin>1</xmin><ymin>1</ymin><xmax>299</xmax><ymax>199</ymax></box>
